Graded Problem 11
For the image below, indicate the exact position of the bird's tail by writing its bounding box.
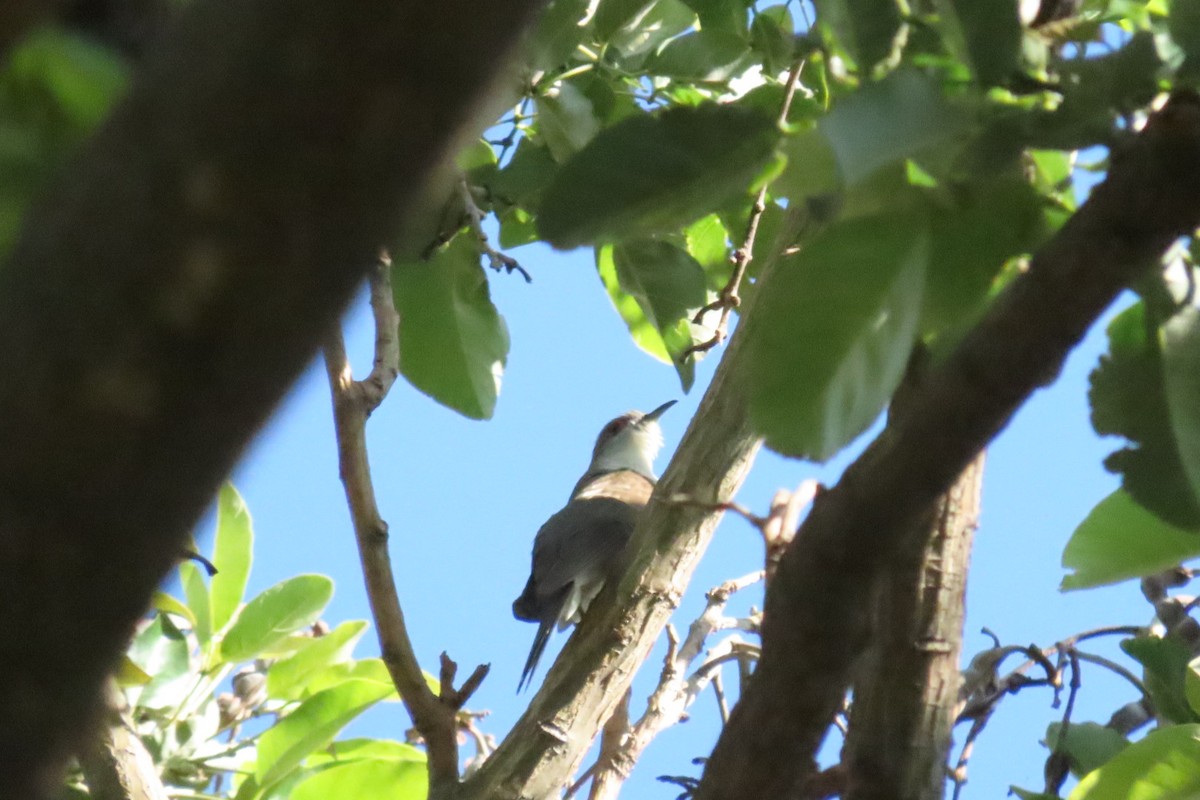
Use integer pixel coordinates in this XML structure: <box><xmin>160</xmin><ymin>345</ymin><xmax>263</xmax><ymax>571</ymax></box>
<box><xmin>517</xmin><ymin>619</ymin><xmax>553</xmax><ymax>693</ymax></box>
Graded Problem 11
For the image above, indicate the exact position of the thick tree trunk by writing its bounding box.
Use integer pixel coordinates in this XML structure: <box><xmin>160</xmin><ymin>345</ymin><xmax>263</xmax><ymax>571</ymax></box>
<box><xmin>843</xmin><ymin>453</ymin><xmax>983</xmax><ymax>800</ymax></box>
<box><xmin>0</xmin><ymin>2</ymin><xmax>540</xmax><ymax>797</ymax></box>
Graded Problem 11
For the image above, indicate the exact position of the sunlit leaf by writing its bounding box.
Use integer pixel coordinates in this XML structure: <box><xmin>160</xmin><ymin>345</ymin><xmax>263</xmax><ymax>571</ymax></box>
<box><xmin>1124</xmin><ymin>637</ymin><xmax>1199</xmax><ymax>725</ymax></box>
<box><xmin>267</xmin><ymin>620</ymin><xmax>370</xmax><ymax>701</ymax></box>
<box><xmin>221</xmin><ymin>575</ymin><xmax>334</xmax><ymax>663</ymax></box>
<box><xmin>539</xmin><ymin>104</ymin><xmax>780</xmax><ymax>247</ymax></box>
<box><xmin>393</xmin><ymin>235</ymin><xmax>510</xmax><ymax>420</ymax></box>
<box><xmin>211</xmin><ymin>483</ymin><xmax>254</xmax><ymax>633</ymax></box>
<box><xmin>291</xmin><ymin>758</ymin><xmax>427</xmax><ymax>800</ymax></box>
<box><xmin>1061</xmin><ymin>490</ymin><xmax>1200</xmax><ymax>590</ymax></box>
<box><xmin>1069</xmin><ymin>724</ymin><xmax>1200</xmax><ymax>799</ymax></box>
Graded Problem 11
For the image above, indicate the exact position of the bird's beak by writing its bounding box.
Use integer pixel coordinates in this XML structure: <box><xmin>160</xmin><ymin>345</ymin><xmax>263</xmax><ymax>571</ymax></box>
<box><xmin>642</xmin><ymin>400</ymin><xmax>677</xmax><ymax>424</ymax></box>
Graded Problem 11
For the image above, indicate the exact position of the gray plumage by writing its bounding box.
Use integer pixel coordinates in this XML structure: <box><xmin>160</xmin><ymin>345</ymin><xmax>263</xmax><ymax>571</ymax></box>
<box><xmin>513</xmin><ymin>402</ymin><xmax>673</xmax><ymax>692</ymax></box>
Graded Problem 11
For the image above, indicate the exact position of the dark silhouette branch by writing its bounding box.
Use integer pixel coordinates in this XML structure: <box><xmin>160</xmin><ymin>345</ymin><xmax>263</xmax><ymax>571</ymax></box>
<box><xmin>0</xmin><ymin>1</ymin><xmax>541</xmax><ymax>797</ymax></box>
<box><xmin>695</xmin><ymin>91</ymin><xmax>1200</xmax><ymax>800</ymax></box>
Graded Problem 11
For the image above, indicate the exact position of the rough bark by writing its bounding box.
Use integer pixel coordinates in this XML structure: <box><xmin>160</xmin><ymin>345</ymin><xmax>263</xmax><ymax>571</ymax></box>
<box><xmin>843</xmin><ymin>453</ymin><xmax>984</xmax><ymax>800</ymax></box>
<box><xmin>694</xmin><ymin>92</ymin><xmax>1200</xmax><ymax>800</ymax></box>
<box><xmin>77</xmin><ymin>681</ymin><xmax>169</xmax><ymax>800</ymax></box>
<box><xmin>0</xmin><ymin>2</ymin><xmax>540</xmax><ymax>797</ymax></box>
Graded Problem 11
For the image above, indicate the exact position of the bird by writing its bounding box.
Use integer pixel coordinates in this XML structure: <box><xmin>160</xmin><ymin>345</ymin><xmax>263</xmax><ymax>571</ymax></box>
<box><xmin>512</xmin><ymin>400</ymin><xmax>676</xmax><ymax>692</ymax></box>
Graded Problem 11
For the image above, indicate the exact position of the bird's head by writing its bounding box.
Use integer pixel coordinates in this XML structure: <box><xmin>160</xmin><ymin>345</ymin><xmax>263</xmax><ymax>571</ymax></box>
<box><xmin>587</xmin><ymin>400</ymin><xmax>676</xmax><ymax>479</ymax></box>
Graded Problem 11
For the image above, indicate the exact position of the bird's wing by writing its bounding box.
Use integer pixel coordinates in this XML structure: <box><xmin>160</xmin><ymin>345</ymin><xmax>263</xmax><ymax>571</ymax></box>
<box><xmin>530</xmin><ymin>495</ymin><xmax>640</xmax><ymax>605</ymax></box>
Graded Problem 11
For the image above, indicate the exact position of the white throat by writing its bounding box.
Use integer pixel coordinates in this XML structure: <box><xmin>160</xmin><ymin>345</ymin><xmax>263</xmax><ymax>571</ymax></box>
<box><xmin>589</xmin><ymin>424</ymin><xmax>663</xmax><ymax>479</ymax></box>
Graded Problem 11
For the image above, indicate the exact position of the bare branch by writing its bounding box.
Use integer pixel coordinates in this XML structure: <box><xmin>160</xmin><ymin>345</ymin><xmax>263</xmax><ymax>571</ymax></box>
<box><xmin>459</xmin><ymin>176</ymin><xmax>532</xmax><ymax>282</ymax></box>
<box><xmin>77</xmin><ymin>681</ymin><xmax>170</xmax><ymax>800</ymax></box>
<box><xmin>324</xmin><ymin>269</ymin><xmax>487</xmax><ymax>796</ymax></box>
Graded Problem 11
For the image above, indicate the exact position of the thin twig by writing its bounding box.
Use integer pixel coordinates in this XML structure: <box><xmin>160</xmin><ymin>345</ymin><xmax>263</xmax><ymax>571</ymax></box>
<box><xmin>324</xmin><ymin>260</ymin><xmax>488</xmax><ymax>797</ymax></box>
<box><xmin>682</xmin><ymin>57</ymin><xmax>807</xmax><ymax>359</ymax></box>
<box><xmin>459</xmin><ymin>176</ymin><xmax>532</xmax><ymax>282</ymax></box>
<box><xmin>579</xmin><ymin>573</ymin><xmax>764</xmax><ymax>800</ymax></box>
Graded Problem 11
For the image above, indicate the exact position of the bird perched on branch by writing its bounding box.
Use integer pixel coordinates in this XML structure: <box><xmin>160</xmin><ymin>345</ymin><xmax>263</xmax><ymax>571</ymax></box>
<box><xmin>512</xmin><ymin>400</ymin><xmax>676</xmax><ymax>692</ymax></box>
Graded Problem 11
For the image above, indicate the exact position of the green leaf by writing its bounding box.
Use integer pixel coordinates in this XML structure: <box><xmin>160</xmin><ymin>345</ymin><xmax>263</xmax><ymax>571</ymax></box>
<box><xmin>1046</xmin><ymin>722</ymin><xmax>1129</xmax><ymax>777</ymax></box>
<box><xmin>684</xmin><ymin>214</ymin><xmax>731</xmax><ymax>288</ymax></box>
<box><xmin>490</xmin><ymin>138</ymin><xmax>557</xmax><ymax>208</ymax></box>
<box><xmin>747</xmin><ymin>211</ymin><xmax>928</xmax><ymax>460</ymax></box>
<box><xmin>819</xmin><ymin>70</ymin><xmax>970</xmax><ymax>187</ymax></box>
<box><xmin>595</xmin><ymin>0</ymin><xmax>658</xmax><ymax>41</ymax></box>
<box><xmin>128</xmin><ymin>614</ymin><xmax>193</xmax><ymax>710</ymax></box>
<box><xmin>537</xmin><ymin>82</ymin><xmax>600</xmax><ymax>161</ymax></box>
<box><xmin>115</xmin><ymin>655</ymin><xmax>153</xmax><ymax>687</ymax></box>
<box><xmin>211</xmin><ymin>483</ymin><xmax>254</xmax><ymax>633</ymax></box>
<box><xmin>814</xmin><ymin>0</ymin><xmax>905</xmax><ymax>71</ymax></box>
<box><xmin>923</xmin><ymin>175</ymin><xmax>1047</xmax><ymax>335</ymax></box>
<box><xmin>1124</xmin><ymin>637</ymin><xmax>1199</xmax><ymax>725</ymax></box>
<box><xmin>1186</xmin><ymin>658</ymin><xmax>1200</xmax><ymax>718</ymax></box>
<box><xmin>393</xmin><ymin>235</ymin><xmax>510</xmax><ymax>420</ymax></box>
<box><xmin>304</xmin><ymin>738</ymin><xmax>426</xmax><ymax>766</ymax></box>
<box><xmin>304</xmin><ymin>658</ymin><xmax>400</xmax><ymax>699</ymax></box>
<box><xmin>1069</xmin><ymin>724</ymin><xmax>1200</xmax><ymax>799</ymax></box>
<box><xmin>538</xmin><ymin>104</ymin><xmax>780</xmax><ymax>248</ymax></box>
<box><xmin>750</xmin><ymin>6</ymin><xmax>795</xmax><ymax>76</ymax></box>
<box><xmin>1062</xmin><ymin>491</ymin><xmax>1200</xmax><ymax>591</ymax></box>
<box><xmin>531</xmin><ymin>0</ymin><xmax>592</xmax><ymax>71</ymax></box>
<box><xmin>455</xmin><ymin>138</ymin><xmax>499</xmax><ymax>185</ymax></box>
<box><xmin>605</xmin><ymin>0</ymin><xmax>697</xmax><ymax>61</ymax></box>
<box><xmin>291</xmin><ymin>758</ymin><xmax>427</xmax><ymax>800</ymax></box>
<box><xmin>1162</xmin><ymin>300</ymin><xmax>1200</xmax><ymax>520</ymax></box>
<box><xmin>596</xmin><ymin>240</ymin><xmax>706</xmax><ymax>390</ymax></box>
<box><xmin>254</xmin><ymin>680</ymin><xmax>395</xmax><ymax>789</ymax></box>
<box><xmin>774</xmin><ymin>126</ymin><xmax>842</xmax><ymax>201</ymax></box>
<box><xmin>1090</xmin><ymin>302</ymin><xmax>1200</xmax><ymax>529</ymax></box>
<box><xmin>180</xmin><ymin>561</ymin><xmax>212</xmax><ymax>648</ymax></box>
<box><xmin>650</xmin><ymin>29</ymin><xmax>752</xmax><ymax>81</ymax></box>
<box><xmin>152</xmin><ymin>591</ymin><xmax>196</xmax><ymax>628</ymax></box>
<box><xmin>221</xmin><ymin>575</ymin><xmax>334</xmax><ymax>663</ymax></box>
<box><xmin>267</xmin><ymin>621</ymin><xmax>370</xmax><ymax>701</ymax></box>
<box><xmin>945</xmin><ymin>0</ymin><xmax>1021</xmax><ymax>85</ymax></box>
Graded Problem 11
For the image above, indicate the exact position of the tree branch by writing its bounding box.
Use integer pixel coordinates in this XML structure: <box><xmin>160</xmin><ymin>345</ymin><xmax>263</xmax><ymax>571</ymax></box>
<box><xmin>461</xmin><ymin>209</ymin><xmax>809</xmax><ymax>800</ymax></box>
<box><xmin>77</xmin><ymin>680</ymin><xmax>169</xmax><ymax>800</ymax></box>
<box><xmin>324</xmin><ymin>264</ymin><xmax>486</xmax><ymax>797</ymax></box>
<box><xmin>0</xmin><ymin>1</ymin><xmax>541</xmax><ymax>797</ymax></box>
<box><xmin>695</xmin><ymin>90</ymin><xmax>1200</xmax><ymax>800</ymax></box>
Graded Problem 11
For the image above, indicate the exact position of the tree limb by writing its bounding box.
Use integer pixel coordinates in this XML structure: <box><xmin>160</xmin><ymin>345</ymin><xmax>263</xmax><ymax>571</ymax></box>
<box><xmin>77</xmin><ymin>680</ymin><xmax>169</xmax><ymax>800</ymax></box>
<box><xmin>324</xmin><ymin>263</ymin><xmax>487</xmax><ymax>797</ymax></box>
<box><xmin>0</xmin><ymin>1</ymin><xmax>540</xmax><ymax>797</ymax></box>
<box><xmin>695</xmin><ymin>90</ymin><xmax>1200</xmax><ymax>800</ymax></box>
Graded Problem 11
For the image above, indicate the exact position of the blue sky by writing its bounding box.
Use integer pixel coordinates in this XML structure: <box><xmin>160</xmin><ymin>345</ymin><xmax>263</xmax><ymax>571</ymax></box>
<box><xmin>195</xmin><ymin>223</ymin><xmax>1150</xmax><ymax>797</ymax></box>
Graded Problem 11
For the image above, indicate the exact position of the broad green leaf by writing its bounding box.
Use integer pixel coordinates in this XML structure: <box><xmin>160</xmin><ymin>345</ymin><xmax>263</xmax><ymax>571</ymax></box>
<box><xmin>1046</xmin><ymin>722</ymin><xmax>1128</xmax><ymax>778</ymax></box>
<box><xmin>774</xmin><ymin>126</ymin><xmax>842</xmax><ymax>202</ymax></box>
<box><xmin>595</xmin><ymin>0</ymin><xmax>658</xmax><ymax>41</ymax></box>
<box><xmin>538</xmin><ymin>104</ymin><xmax>780</xmax><ymax>248</ymax></box>
<box><xmin>254</xmin><ymin>680</ymin><xmax>394</xmax><ymax>788</ymax></box>
<box><xmin>115</xmin><ymin>655</ymin><xmax>153</xmax><ymax>687</ymax></box>
<box><xmin>1090</xmin><ymin>303</ymin><xmax>1200</xmax><ymax>529</ymax></box>
<box><xmin>1172</xmin><ymin>0</ymin><xmax>1200</xmax><ymax>80</ymax></box>
<box><xmin>819</xmin><ymin>70</ymin><xmax>969</xmax><ymax>187</ymax></box>
<box><xmin>1061</xmin><ymin>490</ymin><xmax>1200</xmax><ymax>590</ymax></box>
<box><xmin>596</xmin><ymin>241</ymin><xmax>706</xmax><ymax>390</ymax></box>
<box><xmin>814</xmin><ymin>0</ymin><xmax>905</xmax><ymax>71</ymax></box>
<box><xmin>682</xmin><ymin>0</ymin><xmax>749</xmax><ymax>35</ymax></box>
<box><xmin>1124</xmin><ymin>637</ymin><xmax>1199</xmax><ymax>725</ymax></box>
<box><xmin>498</xmin><ymin>206</ymin><xmax>539</xmax><ymax>248</ymax></box>
<box><xmin>305</xmin><ymin>738</ymin><xmax>426</xmax><ymax>766</ymax></box>
<box><xmin>1069</xmin><ymin>724</ymin><xmax>1200</xmax><ymax>800</ymax></box>
<box><xmin>152</xmin><ymin>591</ymin><xmax>196</xmax><ymax>628</ymax></box>
<box><xmin>267</xmin><ymin>620</ymin><xmax>370</xmax><ymax>701</ymax></box>
<box><xmin>1162</xmin><ymin>301</ymin><xmax>1200</xmax><ymax>519</ymax></box>
<box><xmin>537</xmin><ymin>82</ymin><xmax>600</xmax><ymax>161</ymax></box>
<box><xmin>650</xmin><ymin>30</ymin><xmax>752</xmax><ymax>81</ymax></box>
<box><xmin>221</xmin><ymin>575</ymin><xmax>334</xmax><ymax>663</ymax></box>
<box><xmin>305</xmin><ymin>658</ymin><xmax>401</xmax><ymax>699</ymax></box>
<box><xmin>455</xmin><ymin>138</ymin><xmax>499</xmax><ymax>185</ymax></box>
<box><xmin>393</xmin><ymin>235</ymin><xmax>510</xmax><ymax>420</ymax></box>
<box><xmin>211</xmin><ymin>483</ymin><xmax>254</xmax><ymax>633</ymax></box>
<box><xmin>291</xmin><ymin>758</ymin><xmax>427</xmax><ymax>800</ymax></box>
<box><xmin>1187</xmin><ymin>658</ymin><xmax>1200</xmax><ymax>718</ymax></box>
<box><xmin>945</xmin><ymin>0</ymin><xmax>1021</xmax><ymax>86</ymax></box>
<box><xmin>490</xmin><ymin>138</ymin><xmax>557</xmax><ymax>208</ymax></box>
<box><xmin>747</xmin><ymin>211</ymin><xmax>928</xmax><ymax>460</ymax></box>
<box><xmin>180</xmin><ymin>561</ymin><xmax>212</xmax><ymax>648</ymax></box>
<box><xmin>606</xmin><ymin>0</ymin><xmax>697</xmax><ymax>62</ymax></box>
<box><xmin>750</xmin><ymin>6</ymin><xmax>794</xmax><ymax>76</ymax></box>
<box><xmin>684</xmin><ymin>214</ymin><xmax>731</xmax><ymax>289</ymax></box>
<box><xmin>923</xmin><ymin>175</ymin><xmax>1047</xmax><ymax>335</ymax></box>
<box><xmin>128</xmin><ymin>614</ymin><xmax>193</xmax><ymax>710</ymax></box>
<box><xmin>530</xmin><ymin>0</ymin><xmax>592</xmax><ymax>71</ymax></box>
